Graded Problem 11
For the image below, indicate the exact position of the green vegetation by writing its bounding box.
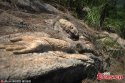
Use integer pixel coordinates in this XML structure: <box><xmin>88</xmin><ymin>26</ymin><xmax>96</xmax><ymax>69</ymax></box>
<box><xmin>46</xmin><ymin>0</ymin><xmax>125</xmax><ymax>38</ymax></box>
<box><xmin>96</xmin><ymin>36</ymin><xmax>125</xmax><ymax>58</ymax></box>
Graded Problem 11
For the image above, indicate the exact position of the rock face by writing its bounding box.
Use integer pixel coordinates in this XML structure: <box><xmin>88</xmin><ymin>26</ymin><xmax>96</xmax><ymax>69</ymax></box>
<box><xmin>0</xmin><ymin>0</ymin><xmax>105</xmax><ymax>83</ymax></box>
<box><xmin>55</xmin><ymin>18</ymin><xmax>79</xmax><ymax>41</ymax></box>
<box><xmin>0</xmin><ymin>33</ymin><xmax>103</xmax><ymax>83</ymax></box>
<box><xmin>2</xmin><ymin>0</ymin><xmax>60</xmax><ymax>14</ymax></box>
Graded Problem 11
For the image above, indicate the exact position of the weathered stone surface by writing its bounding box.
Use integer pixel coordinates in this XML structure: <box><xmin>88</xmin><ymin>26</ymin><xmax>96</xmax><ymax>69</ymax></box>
<box><xmin>0</xmin><ymin>51</ymin><xmax>94</xmax><ymax>79</ymax></box>
<box><xmin>0</xmin><ymin>34</ymin><xmax>72</xmax><ymax>54</ymax></box>
<box><xmin>0</xmin><ymin>1</ymin><xmax>106</xmax><ymax>83</ymax></box>
<box><xmin>0</xmin><ymin>49</ymin><xmax>102</xmax><ymax>83</ymax></box>
<box><xmin>0</xmin><ymin>12</ymin><xmax>23</xmax><ymax>26</ymax></box>
<box><xmin>54</xmin><ymin>18</ymin><xmax>79</xmax><ymax>41</ymax></box>
<box><xmin>1</xmin><ymin>0</ymin><xmax>60</xmax><ymax>14</ymax></box>
<box><xmin>0</xmin><ymin>32</ymin><xmax>103</xmax><ymax>83</ymax></box>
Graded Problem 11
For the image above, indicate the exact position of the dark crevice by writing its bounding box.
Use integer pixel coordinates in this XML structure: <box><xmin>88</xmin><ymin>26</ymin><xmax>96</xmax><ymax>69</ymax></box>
<box><xmin>28</xmin><ymin>65</ymin><xmax>98</xmax><ymax>83</ymax></box>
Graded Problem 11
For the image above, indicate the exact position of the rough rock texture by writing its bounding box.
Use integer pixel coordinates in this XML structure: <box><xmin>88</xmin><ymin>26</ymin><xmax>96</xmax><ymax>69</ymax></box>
<box><xmin>0</xmin><ymin>51</ymin><xmax>94</xmax><ymax>79</ymax></box>
<box><xmin>1</xmin><ymin>0</ymin><xmax>60</xmax><ymax>14</ymax></box>
<box><xmin>0</xmin><ymin>33</ymin><xmax>72</xmax><ymax>54</ymax></box>
<box><xmin>0</xmin><ymin>2</ymin><xmax>104</xmax><ymax>83</ymax></box>
<box><xmin>0</xmin><ymin>33</ymin><xmax>103</xmax><ymax>83</ymax></box>
<box><xmin>54</xmin><ymin>18</ymin><xmax>79</xmax><ymax>41</ymax></box>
